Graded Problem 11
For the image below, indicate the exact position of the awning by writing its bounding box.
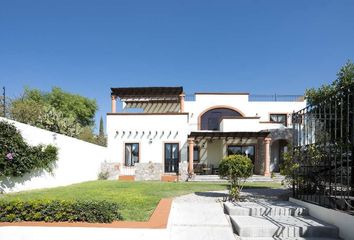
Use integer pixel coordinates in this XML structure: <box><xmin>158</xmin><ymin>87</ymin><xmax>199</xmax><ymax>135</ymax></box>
<box><xmin>111</xmin><ymin>87</ymin><xmax>183</xmax><ymax>98</ymax></box>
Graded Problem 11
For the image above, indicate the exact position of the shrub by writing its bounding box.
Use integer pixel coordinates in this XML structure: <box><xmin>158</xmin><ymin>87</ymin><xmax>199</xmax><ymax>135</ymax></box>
<box><xmin>0</xmin><ymin>200</ymin><xmax>122</xmax><ymax>223</ymax></box>
<box><xmin>281</xmin><ymin>144</ymin><xmax>324</xmax><ymax>188</ymax></box>
<box><xmin>219</xmin><ymin>154</ymin><xmax>253</xmax><ymax>201</ymax></box>
<box><xmin>0</xmin><ymin>121</ymin><xmax>58</xmax><ymax>177</ymax></box>
<box><xmin>98</xmin><ymin>170</ymin><xmax>109</xmax><ymax>180</ymax></box>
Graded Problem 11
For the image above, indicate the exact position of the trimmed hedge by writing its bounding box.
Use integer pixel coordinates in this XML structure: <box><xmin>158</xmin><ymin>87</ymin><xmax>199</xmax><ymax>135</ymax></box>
<box><xmin>0</xmin><ymin>200</ymin><xmax>122</xmax><ymax>223</ymax></box>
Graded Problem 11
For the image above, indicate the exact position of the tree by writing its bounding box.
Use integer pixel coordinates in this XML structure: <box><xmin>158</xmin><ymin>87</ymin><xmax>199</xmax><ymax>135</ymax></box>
<box><xmin>77</xmin><ymin>119</ymin><xmax>106</xmax><ymax>147</ymax></box>
<box><xmin>10</xmin><ymin>88</ymin><xmax>46</xmax><ymax>124</ymax></box>
<box><xmin>99</xmin><ymin>117</ymin><xmax>104</xmax><ymax>137</ymax></box>
<box><xmin>10</xmin><ymin>87</ymin><xmax>97</xmax><ymax>138</ymax></box>
<box><xmin>95</xmin><ymin>116</ymin><xmax>106</xmax><ymax>146</ymax></box>
<box><xmin>36</xmin><ymin>106</ymin><xmax>82</xmax><ymax>137</ymax></box>
<box><xmin>218</xmin><ymin>155</ymin><xmax>253</xmax><ymax>201</ymax></box>
<box><xmin>306</xmin><ymin>61</ymin><xmax>354</xmax><ymax>105</ymax></box>
<box><xmin>77</xmin><ymin>126</ymin><xmax>96</xmax><ymax>144</ymax></box>
<box><xmin>46</xmin><ymin>87</ymin><xmax>97</xmax><ymax>127</ymax></box>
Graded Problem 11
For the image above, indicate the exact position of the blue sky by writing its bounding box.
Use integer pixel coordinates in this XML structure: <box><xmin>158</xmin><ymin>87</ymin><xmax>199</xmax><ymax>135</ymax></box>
<box><xmin>1</xmin><ymin>0</ymin><xmax>354</xmax><ymax>131</ymax></box>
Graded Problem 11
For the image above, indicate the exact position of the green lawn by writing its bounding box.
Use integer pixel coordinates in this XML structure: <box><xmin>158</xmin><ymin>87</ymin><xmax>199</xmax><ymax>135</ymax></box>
<box><xmin>1</xmin><ymin>180</ymin><xmax>282</xmax><ymax>221</ymax></box>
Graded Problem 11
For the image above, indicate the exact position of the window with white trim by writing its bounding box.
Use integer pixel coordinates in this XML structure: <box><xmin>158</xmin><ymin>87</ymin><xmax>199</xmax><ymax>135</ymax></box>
<box><xmin>270</xmin><ymin>114</ymin><xmax>287</xmax><ymax>126</ymax></box>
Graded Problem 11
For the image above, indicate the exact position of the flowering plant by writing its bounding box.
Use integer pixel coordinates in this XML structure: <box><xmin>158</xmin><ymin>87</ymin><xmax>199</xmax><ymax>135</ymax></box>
<box><xmin>0</xmin><ymin>121</ymin><xmax>58</xmax><ymax>177</ymax></box>
<box><xmin>6</xmin><ymin>153</ymin><xmax>14</xmax><ymax>160</ymax></box>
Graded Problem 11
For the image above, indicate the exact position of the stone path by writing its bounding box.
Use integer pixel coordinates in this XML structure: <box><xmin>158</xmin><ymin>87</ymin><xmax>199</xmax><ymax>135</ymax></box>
<box><xmin>190</xmin><ymin>174</ymin><xmax>285</xmax><ymax>183</ymax></box>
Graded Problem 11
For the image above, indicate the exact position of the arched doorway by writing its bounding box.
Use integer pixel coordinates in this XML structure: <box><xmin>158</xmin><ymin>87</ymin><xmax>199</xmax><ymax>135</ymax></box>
<box><xmin>270</xmin><ymin>139</ymin><xmax>289</xmax><ymax>172</ymax></box>
<box><xmin>199</xmin><ymin>107</ymin><xmax>243</xmax><ymax>130</ymax></box>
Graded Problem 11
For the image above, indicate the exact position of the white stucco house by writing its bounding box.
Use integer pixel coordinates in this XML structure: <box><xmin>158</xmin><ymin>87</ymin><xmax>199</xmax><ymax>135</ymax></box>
<box><xmin>106</xmin><ymin>87</ymin><xmax>306</xmax><ymax>181</ymax></box>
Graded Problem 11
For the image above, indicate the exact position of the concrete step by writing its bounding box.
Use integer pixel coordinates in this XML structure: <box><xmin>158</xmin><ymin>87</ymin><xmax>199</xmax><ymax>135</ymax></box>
<box><xmin>224</xmin><ymin>200</ymin><xmax>308</xmax><ymax>217</ymax></box>
<box><xmin>190</xmin><ymin>174</ymin><xmax>284</xmax><ymax>182</ymax></box>
<box><xmin>192</xmin><ymin>175</ymin><xmax>226</xmax><ymax>182</ymax></box>
<box><xmin>230</xmin><ymin>215</ymin><xmax>339</xmax><ymax>238</ymax></box>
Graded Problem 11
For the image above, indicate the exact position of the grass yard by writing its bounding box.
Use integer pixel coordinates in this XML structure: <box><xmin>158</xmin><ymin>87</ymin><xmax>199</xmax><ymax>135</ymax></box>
<box><xmin>1</xmin><ymin>180</ymin><xmax>282</xmax><ymax>221</ymax></box>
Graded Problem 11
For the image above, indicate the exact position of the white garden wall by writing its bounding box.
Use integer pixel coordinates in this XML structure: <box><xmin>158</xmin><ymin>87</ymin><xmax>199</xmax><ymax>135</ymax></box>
<box><xmin>0</xmin><ymin>117</ymin><xmax>107</xmax><ymax>193</ymax></box>
<box><xmin>290</xmin><ymin>197</ymin><xmax>354</xmax><ymax>240</ymax></box>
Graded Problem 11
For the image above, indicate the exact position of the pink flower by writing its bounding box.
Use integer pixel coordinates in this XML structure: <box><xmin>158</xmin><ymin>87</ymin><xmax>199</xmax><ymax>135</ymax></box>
<box><xmin>6</xmin><ymin>153</ymin><xmax>13</xmax><ymax>160</ymax></box>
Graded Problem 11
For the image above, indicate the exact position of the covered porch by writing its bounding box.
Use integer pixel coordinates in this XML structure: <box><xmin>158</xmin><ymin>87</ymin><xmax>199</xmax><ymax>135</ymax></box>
<box><xmin>187</xmin><ymin>131</ymin><xmax>272</xmax><ymax>176</ymax></box>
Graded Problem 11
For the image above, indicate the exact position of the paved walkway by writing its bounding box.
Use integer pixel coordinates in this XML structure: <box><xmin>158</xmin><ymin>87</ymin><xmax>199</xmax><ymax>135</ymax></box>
<box><xmin>0</xmin><ymin>188</ymin><xmax>289</xmax><ymax>240</ymax></box>
<box><xmin>167</xmin><ymin>187</ymin><xmax>290</xmax><ymax>240</ymax></box>
<box><xmin>167</xmin><ymin>191</ymin><xmax>235</xmax><ymax>240</ymax></box>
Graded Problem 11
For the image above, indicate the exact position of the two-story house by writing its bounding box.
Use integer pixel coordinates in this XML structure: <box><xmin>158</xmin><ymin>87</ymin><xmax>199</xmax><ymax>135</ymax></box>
<box><xmin>106</xmin><ymin>87</ymin><xmax>306</xmax><ymax>181</ymax></box>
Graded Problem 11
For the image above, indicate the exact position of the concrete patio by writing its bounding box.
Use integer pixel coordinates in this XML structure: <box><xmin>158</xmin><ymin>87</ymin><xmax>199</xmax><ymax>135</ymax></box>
<box><xmin>167</xmin><ymin>191</ymin><xmax>235</xmax><ymax>240</ymax></box>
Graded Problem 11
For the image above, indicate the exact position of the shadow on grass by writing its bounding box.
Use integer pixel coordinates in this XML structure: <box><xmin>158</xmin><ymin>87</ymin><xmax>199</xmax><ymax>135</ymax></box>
<box><xmin>194</xmin><ymin>184</ymin><xmax>290</xmax><ymax>200</ymax></box>
<box><xmin>242</xmin><ymin>185</ymin><xmax>282</xmax><ymax>189</ymax></box>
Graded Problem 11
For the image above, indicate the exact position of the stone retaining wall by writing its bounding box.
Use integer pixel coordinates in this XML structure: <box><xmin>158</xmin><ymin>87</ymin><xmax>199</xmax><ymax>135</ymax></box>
<box><xmin>135</xmin><ymin>162</ymin><xmax>163</xmax><ymax>181</ymax></box>
<box><xmin>179</xmin><ymin>161</ymin><xmax>189</xmax><ymax>181</ymax></box>
<box><xmin>100</xmin><ymin>161</ymin><xmax>120</xmax><ymax>180</ymax></box>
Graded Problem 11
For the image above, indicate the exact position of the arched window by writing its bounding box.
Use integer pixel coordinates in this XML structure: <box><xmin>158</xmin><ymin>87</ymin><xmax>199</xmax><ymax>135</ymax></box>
<box><xmin>200</xmin><ymin>107</ymin><xmax>243</xmax><ymax>130</ymax></box>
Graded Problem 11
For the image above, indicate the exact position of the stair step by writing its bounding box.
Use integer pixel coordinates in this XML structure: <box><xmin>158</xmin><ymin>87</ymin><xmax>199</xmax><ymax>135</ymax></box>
<box><xmin>230</xmin><ymin>215</ymin><xmax>339</xmax><ymax>238</ymax></box>
<box><xmin>224</xmin><ymin>200</ymin><xmax>308</xmax><ymax>216</ymax></box>
<box><xmin>190</xmin><ymin>175</ymin><xmax>284</xmax><ymax>182</ymax></box>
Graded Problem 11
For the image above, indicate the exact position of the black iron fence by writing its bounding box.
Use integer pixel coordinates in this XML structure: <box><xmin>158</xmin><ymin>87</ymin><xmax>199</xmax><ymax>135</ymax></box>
<box><xmin>292</xmin><ymin>85</ymin><xmax>354</xmax><ymax>214</ymax></box>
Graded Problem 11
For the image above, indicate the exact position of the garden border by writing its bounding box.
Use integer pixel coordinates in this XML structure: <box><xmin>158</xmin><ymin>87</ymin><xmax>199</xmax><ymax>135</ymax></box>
<box><xmin>0</xmin><ymin>198</ymin><xmax>172</xmax><ymax>229</ymax></box>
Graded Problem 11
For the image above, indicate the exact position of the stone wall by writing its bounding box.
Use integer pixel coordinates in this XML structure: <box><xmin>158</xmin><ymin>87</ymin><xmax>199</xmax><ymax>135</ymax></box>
<box><xmin>179</xmin><ymin>161</ymin><xmax>189</xmax><ymax>181</ymax></box>
<box><xmin>100</xmin><ymin>161</ymin><xmax>120</xmax><ymax>180</ymax></box>
<box><xmin>269</xmin><ymin>128</ymin><xmax>293</xmax><ymax>142</ymax></box>
<box><xmin>135</xmin><ymin>162</ymin><xmax>163</xmax><ymax>181</ymax></box>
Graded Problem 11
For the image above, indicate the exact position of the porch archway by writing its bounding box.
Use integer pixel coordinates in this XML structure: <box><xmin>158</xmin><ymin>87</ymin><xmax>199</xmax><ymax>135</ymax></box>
<box><xmin>270</xmin><ymin>139</ymin><xmax>289</xmax><ymax>172</ymax></box>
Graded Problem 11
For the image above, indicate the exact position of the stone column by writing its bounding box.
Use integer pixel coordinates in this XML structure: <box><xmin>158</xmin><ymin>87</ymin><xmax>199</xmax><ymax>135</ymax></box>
<box><xmin>111</xmin><ymin>95</ymin><xmax>116</xmax><ymax>113</ymax></box>
<box><xmin>264</xmin><ymin>137</ymin><xmax>271</xmax><ymax>176</ymax></box>
<box><xmin>188</xmin><ymin>138</ymin><xmax>194</xmax><ymax>174</ymax></box>
<box><xmin>179</xmin><ymin>93</ymin><xmax>185</xmax><ymax>113</ymax></box>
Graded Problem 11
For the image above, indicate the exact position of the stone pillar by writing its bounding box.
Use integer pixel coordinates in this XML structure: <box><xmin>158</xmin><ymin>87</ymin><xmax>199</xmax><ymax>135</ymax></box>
<box><xmin>179</xmin><ymin>93</ymin><xmax>185</xmax><ymax>113</ymax></box>
<box><xmin>264</xmin><ymin>137</ymin><xmax>271</xmax><ymax>176</ymax></box>
<box><xmin>188</xmin><ymin>138</ymin><xmax>194</xmax><ymax>174</ymax></box>
<box><xmin>111</xmin><ymin>95</ymin><xmax>116</xmax><ymax>113</ymax></box>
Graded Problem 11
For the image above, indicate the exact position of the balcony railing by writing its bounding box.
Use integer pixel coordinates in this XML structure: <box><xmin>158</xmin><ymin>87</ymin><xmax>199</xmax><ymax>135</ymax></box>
<box><xmin>184</xmin><ymin>94</ymin><xmax>304</xmax><ymax>102</ymax></box>
<box><xmin>249</xmin><ymin>94</ymin><xmax>304</xmax><ymax>102</ymax></box>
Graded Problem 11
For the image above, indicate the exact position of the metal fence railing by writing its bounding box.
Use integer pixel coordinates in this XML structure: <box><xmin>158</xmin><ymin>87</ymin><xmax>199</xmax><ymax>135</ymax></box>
<box><xmin>184</xmin><ymin>94</ymin><xmax>304</xmax><ymax>102</ymax></box>
<box><xmin>249</xmin><ymin>94</ymin><xmax>304</xmax><ymax>102</ymax></box>
<box><xmin>292</xmin><ymin>85</ymin><xmax>354</xmax><ymax>214</ymax></box>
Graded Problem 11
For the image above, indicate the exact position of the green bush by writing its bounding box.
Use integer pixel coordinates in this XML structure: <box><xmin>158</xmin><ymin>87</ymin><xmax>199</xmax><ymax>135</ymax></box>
<box><xmin>219</xmin><ymin>154</ymin><xmax>253</xmax><ymax>200</ymax></box>
<box><xmin>281</xmin><ymin>144</ymin><xmax>324</xmax><ymax>188</ymax></box>
<box><xmin>0</xmin><ymin>121</ymin><xmax>58</xmax><ymax>177</ymax></box>
<box><xmin>0</xmin><ymin>200</ymin><xmax>122</xmax><ymax>223</ymax></box>
<box><xmin>98</xmin><ymin>170</ymin><xmax>109</xmax><ymax>180</ymax></box>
